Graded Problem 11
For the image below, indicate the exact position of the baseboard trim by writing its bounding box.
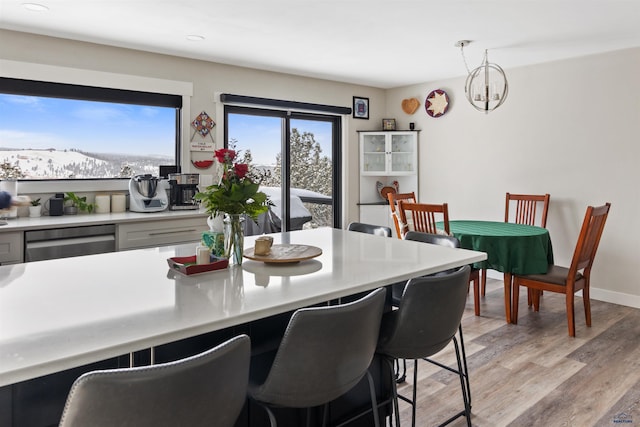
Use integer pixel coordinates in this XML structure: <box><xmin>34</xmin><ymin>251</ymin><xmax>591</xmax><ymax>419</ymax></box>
<box><xmin>588</xmin><ymin>288</ymin><xmax>640</xmax><ymax>309</ymax></box>
<box><xmin>485</xmin><ymin>271</ymin><xmax>640</xmax><ymax>309</ymax></box>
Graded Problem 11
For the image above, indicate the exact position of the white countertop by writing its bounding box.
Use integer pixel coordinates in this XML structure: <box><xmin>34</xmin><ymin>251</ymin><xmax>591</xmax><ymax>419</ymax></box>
<box><xmin>0</xmin><ymin>209</ymin><xmax>208</xmax><ymax>232</ymax></box>
<box><xmin>0</xmin><ymin>227</ymin><xmax>487</xmax><ymax>387</ymax></box>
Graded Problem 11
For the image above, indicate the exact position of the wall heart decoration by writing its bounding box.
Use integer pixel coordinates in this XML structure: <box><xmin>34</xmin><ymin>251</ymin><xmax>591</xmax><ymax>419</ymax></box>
<box><xmin>401</xmin><ymin>98</ymin><xmax>420</xmax><ymax>115</ymax></box>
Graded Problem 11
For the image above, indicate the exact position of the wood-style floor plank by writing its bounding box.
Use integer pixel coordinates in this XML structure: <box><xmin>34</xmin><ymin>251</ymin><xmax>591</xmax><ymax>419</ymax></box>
<box><xmin>393</xmin><ymin>279</ymin><xmax>640</xmax><ymax>427</ymax></box>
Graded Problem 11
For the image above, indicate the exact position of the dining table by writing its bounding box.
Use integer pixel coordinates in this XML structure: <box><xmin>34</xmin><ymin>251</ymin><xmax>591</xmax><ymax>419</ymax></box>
<box><xmin>444</xmin><ymin>220</ymin><xmax>554</xmax><ymax>323</ymax></box>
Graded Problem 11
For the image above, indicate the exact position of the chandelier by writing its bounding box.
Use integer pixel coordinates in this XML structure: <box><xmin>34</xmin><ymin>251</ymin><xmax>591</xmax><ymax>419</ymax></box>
<box><xmin>456</xmin><ymin>40</ymin><xmax>508</xmax><ymax>113</ymax></box>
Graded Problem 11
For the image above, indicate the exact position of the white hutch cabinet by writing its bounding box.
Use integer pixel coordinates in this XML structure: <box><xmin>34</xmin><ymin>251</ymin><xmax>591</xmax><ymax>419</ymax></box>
<box><xmin>358</xmin><ymin>131</ymin><xmax>418</xmax><ymax>237</ymax></box>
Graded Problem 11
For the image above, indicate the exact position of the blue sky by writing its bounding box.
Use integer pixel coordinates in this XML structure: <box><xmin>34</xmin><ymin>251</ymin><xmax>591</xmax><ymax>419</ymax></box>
<box><xmin>0</xmin><ymin>94</ymin><xmax>175</xmax><ymax>156</ymax></box>
<box><xmin>228</xmin><ymin>114</ymin><xmax>333</xmax><ymax>166</ymax></box>
<box><xmin>0</xmin><ymin>94</ymin><xmax>333</xmax><ymax>163</ymax></box>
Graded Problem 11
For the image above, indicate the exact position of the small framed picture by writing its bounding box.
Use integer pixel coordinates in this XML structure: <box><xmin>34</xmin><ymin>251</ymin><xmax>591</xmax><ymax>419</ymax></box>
<box><xmin>353</xmin><ymin>96</ymin><xmax>369</xmax><ymax>119</ymax></box>
<box><xmin>382</xmin><ymin>118</ymin><xmax>396</xmax><ymax>131</ymax></box>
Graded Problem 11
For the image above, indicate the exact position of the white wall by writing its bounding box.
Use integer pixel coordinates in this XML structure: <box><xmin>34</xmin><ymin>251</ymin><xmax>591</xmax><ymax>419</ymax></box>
<box><xmin>386</xmin><ymin>47</ymin><xmax>640</xmax><ymax>306</ymax></box>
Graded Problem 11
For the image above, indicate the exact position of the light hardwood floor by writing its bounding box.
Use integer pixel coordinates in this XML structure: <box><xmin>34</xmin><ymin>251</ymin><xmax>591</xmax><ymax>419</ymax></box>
<box><xmin>395</xmin><ymin>278</ymin><xmax>640</xmax><ymax>427</ymax></box>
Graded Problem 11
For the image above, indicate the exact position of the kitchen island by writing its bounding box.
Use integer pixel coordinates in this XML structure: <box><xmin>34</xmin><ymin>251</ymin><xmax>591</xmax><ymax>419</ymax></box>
<box><xmin>0</xmin><ymin>227</ymin><xmax>486</xmax><ymax>426</ymax></box>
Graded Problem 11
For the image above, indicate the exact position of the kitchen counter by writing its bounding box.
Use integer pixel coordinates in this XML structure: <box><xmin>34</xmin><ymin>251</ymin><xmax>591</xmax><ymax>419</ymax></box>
<box><xmin>0</xmin><ymin>227</ymin><xmax>486</xmax><ymax>387</ymax></box>
<box><xmin>0</xmin><ymin>209</ymin><xmax>208</xmax><ymax>232</ymax></box>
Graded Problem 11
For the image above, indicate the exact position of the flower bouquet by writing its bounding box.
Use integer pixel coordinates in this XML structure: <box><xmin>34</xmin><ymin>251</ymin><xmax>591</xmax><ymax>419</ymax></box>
<box><xmin>195</xmin><ymin>148</ymin><xmax>271</xmax><ymax>264</ymax></box>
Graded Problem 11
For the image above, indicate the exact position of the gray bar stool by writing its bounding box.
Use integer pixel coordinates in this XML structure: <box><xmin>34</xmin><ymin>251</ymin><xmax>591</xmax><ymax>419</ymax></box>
<box><xmin>347</xmin><ymin>221</ymin><xmax>393</xmax><ymax>237</ymax></box>
<box><xmin>59</xmin><ymin>334</ymin><xmax>251</xmax><ymax>427</ymax></box>
<box><xmin>248</xmin><ymin>288</ymin><xmax>387</xmax><ymax>427</ymax></box>
<box><xmin>377</xmin><ymin>265</ymin><xmax>472</xmax><ymax>427</ymax></box>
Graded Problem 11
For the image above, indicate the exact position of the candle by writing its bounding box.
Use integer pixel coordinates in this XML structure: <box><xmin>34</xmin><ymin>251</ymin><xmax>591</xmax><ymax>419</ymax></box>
<box><xmin>196</xmin><ymin>245</ymin><xmax>211</xmax><ymax>265</ymax></box>
<box><xmin>94</xmin><ymin>194</ymin><xmax>111</xmax><ymax>213</ymax></box>
<box><xmin>111</xmin><ymin>194</ymin><xmax>126</xmax><ymax>213</ymax></box>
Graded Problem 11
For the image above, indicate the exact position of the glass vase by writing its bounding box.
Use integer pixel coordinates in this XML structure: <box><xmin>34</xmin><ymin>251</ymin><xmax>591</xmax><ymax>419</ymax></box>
<box><xmin>223</xmin><ymin>213</ymin><xmax>245</xmax><ymax>265</ymax></box>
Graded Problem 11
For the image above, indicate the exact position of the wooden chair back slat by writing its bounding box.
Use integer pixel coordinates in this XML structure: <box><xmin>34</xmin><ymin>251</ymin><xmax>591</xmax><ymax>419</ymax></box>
<box><xmin>505</xmin><ymin>193</ymin><xmax>550</xmax><ymax>227</ymax></box>
<box><xmin>570</xmin><ymin>203</ymin><xmax>611</xmax><ymax>275</ymax></box>
<box><xmin>397</xmin><ymin>201</ymin><xmax>449</xmax><ymax>236</ymax></box>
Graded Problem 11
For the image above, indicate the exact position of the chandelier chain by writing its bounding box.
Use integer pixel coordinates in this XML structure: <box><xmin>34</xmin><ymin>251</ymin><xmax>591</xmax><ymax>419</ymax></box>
<box><xmin>459</xmin><ymin>44</ymin><xmax>472</xmax><ymax>74</ymax></box>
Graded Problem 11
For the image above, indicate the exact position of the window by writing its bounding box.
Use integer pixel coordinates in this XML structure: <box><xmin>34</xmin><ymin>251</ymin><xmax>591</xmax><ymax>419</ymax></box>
<box><xmin>0</xmin><ymin>78</ymin><xmax>180</xmax><ymax>181</ymax></box>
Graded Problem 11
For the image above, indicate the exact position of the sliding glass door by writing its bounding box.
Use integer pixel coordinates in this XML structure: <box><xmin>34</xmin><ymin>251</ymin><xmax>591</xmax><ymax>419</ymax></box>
<box><xmin>225</xmin><ymin>106</ymin><xmax>340</xmax><ymax>233</ymax></box>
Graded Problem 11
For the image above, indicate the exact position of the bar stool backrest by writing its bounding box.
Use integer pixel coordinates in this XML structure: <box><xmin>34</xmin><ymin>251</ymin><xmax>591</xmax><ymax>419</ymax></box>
<box><xmin>59</xmin><ymin>335</ymin><xmax>251</xmax><ymax>427</ymax></box>
<box><xmin>249</xmin><ymin>288</ymin><xmax>386</xmax><ymax>408</ymax></box>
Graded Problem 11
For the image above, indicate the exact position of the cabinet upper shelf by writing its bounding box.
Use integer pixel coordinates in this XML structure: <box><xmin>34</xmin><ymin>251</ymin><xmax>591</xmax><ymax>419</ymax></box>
<box><xmin>359</xmin><ymin>131</ymin><xmax>418</xmax><ymax>176</ymax></box>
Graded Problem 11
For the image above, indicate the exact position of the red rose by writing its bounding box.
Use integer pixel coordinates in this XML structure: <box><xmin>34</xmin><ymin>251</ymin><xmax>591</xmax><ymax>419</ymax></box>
<box><xmin>234</xmin><ymin>163</ymin><xmax>249</xmax><ymax>179</ymax></box>
<box><xmin>214</xmin><ymin>148</ymin><xmax>236</xmax><ymax>164</ymax></box>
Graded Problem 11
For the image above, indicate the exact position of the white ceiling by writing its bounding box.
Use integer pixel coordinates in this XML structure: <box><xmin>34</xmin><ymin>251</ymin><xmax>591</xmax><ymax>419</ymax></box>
<box><xmin>1</xmin><ymin>1</ymin><xmax>640</xmax><ymax>89</ymax></box>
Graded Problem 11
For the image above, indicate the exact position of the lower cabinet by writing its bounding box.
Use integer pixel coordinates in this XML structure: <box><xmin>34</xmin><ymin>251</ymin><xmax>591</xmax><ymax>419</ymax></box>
<box><xmin>0</xmin><ymin>231</ymin><xmax>23</xmax><ymax>264</ymax></box>
<box><xmin>117</xmin><ymin>217</ymin><xmax>207</xmax><ymax>250</ymax></box>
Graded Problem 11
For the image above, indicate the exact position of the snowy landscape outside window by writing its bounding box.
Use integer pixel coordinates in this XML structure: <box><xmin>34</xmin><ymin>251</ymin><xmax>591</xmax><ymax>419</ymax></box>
<box><xmin>0</xmin><ymin>79</ymin><xmax>179</xmax><ymax>181</ymax></box>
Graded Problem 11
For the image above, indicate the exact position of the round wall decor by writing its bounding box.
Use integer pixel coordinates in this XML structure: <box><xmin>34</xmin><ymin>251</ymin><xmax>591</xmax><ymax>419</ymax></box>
<box><xmin>425</xmin><ymin>89</ymin><xmax>449</xmax><ymax>118</ymax></box>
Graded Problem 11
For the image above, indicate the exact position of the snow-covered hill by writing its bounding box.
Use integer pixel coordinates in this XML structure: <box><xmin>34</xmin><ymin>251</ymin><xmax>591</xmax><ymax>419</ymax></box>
<box><xmin>0</xmin><ymin>149</ymin><xmax>168</xmax><ymax>179</ymax></box>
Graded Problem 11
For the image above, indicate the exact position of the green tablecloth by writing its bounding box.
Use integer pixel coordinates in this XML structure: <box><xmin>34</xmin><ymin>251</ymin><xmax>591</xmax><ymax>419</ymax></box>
<box><xmin>445</xmin><ymin>220</ymin><xmax>554</xmax><ymax>274</ymax></box>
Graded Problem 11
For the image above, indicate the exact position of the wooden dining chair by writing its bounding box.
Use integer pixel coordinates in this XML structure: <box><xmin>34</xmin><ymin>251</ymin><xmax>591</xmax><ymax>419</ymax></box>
<box><xmin>481</xmin><ymin>193</ymin><xmax>551</xmax><ymax>296</ymax></box>
<box><xmin>397</xmin><ymin>200</ymin><xmax>449</xmax><ymax>237</ymax></box>
<box><xmin>387</xmin><ymin>192</ymin><xmax>417</xmax><ymax>238</ymax></box>
<box><xmin>512</xmin><ymin>203</ymin><xmax>611</xmax><ymax>337</ymax></box>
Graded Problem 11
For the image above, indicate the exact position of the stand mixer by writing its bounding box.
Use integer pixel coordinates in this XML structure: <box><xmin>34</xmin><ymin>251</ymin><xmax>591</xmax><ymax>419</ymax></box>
<box><xmin>129</xmin><ymin>174</ymin><xmax>168</xmax><ymax>213</ymax></box>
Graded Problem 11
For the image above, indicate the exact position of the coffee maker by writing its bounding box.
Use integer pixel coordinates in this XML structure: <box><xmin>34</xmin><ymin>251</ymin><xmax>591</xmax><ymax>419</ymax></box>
<box><xmin>168</xmin><ymin>173</ymin><xmax>199</xmax><ymax>210</ymax></box>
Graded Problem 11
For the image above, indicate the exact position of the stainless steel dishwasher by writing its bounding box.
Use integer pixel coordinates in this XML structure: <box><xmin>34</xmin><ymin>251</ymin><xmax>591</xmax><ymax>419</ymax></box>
<box><xmin>24</xmin><ymin>224</ymin><xmax>116</xmax><ymax>262</ymax></box>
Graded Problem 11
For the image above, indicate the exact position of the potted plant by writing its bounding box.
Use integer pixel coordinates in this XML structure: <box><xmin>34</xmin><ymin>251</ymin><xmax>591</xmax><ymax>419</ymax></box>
<box><xmin>64</xmin><ymin>192</ymin><xmax>95</xmax><ymax>215</ymax></box>
<box><xmin>29</xmin><ymin>198</ymin><xmax>42</xmax><ymax>218</ymax></box>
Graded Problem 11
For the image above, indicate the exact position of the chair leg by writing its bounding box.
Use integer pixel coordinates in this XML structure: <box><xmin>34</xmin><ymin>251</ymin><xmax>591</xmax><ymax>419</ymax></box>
<box><xmin>394</xmin><ymin>358</ymin><xmax>406</xmax><ymax>383</ymax></box>
<box><xmin>566</xmin><ymin>292</ymin><xmax>576</xmax><ymax>337</ymax></box>
<box><xmin>481</xmin><ymin>268</ymin><xmax>487</xmax><ymax>296</ymax></box>
<box><xmin>473</xmin><ymin>275</ymin><xmax>480</xmax><ymax>316</ymax></box>
<box><xmin>421</xmin><ymin>335</ymin><xmax>472</xmax><ymax>427</ymax></box>
<box><xmin>390</xmin><ymin>329</ymin><xmax>473</xmax><ymax>427</ymax></box>
<box><xmin>452</xmin><ymin>337</ymin><xmax>472</xmax><ymax>427</ymax></box>
<box><xmin>583</xmin><ymin>281</ymin><xmax>592</xmax><ymax>327</ymax></box>
<box><xmin>365</xmin><ymin>370</ymin><xmax>381</xmax><ymax>427</ymax></box>
<box><xmin>532</xmin><ymin>289</ymin><xmax>541</xmax><ymax>311</ymax></box>
<box><xmin>512</xmin><ymin>281</ymin><xmax>520</xmax><ymax>324</ymax></box>
<box><xmin>411</xmin><ymin>359</ymin><xmax>418</xmax><ymax>427</ymax></box>
<box><xmin>254</xmin><ymin>401</ymin><xmax>278</xmax><ymax>427</ymax></box>
<box><xmin>457</xmin><ymin>326</ymin><xmax>472</xmax><ymax>408</ymax></box>
<box><xmin>385</xmin><ymin>357</ymin><xmax>402</xmax><ymax>427</ymax></box>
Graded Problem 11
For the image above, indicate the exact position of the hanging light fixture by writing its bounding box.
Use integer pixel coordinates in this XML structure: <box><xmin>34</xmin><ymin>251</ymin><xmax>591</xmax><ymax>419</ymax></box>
<box><xmin>456</xmin><ymin>40</ymin><xmax>508</xmax><ymax>113</ymax></box>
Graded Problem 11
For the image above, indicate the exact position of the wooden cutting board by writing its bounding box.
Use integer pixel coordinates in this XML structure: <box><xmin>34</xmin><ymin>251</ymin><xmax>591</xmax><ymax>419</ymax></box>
<box><xmin>244</xmin><ymin>244</ymin><xmax>322</xmax><ymax>264</ymax></box>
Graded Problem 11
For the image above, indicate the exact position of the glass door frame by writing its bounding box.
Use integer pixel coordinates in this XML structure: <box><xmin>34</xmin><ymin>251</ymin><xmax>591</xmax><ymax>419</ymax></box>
<box><xmin>224</xmin><ymin>105</ymin><xmax>342</xmax><ymax>231</ymax></box>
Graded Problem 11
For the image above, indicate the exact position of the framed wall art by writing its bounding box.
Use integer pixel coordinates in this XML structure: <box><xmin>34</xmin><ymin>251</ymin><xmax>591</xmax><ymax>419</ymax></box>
<box><xmin>382</xmin><ymin>118</ymin><xmax>396</xmax><ymax>131</ymax></box>
<box><xmin>353</xmin><ymin>96</ymin><xmax>369</xmax><ymax>119</ymax></box>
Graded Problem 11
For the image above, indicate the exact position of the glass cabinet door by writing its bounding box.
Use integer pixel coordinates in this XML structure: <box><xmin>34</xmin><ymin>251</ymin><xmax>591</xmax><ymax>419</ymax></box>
<box><xmin>362</xmin><ymin>133</ymin><xmax>386</xmax><ymax>173</ymax></box>
<box><xmin>390</xmin><ymin>133</ymin><xmax>415</xmax><ymax>173</ymax></box>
